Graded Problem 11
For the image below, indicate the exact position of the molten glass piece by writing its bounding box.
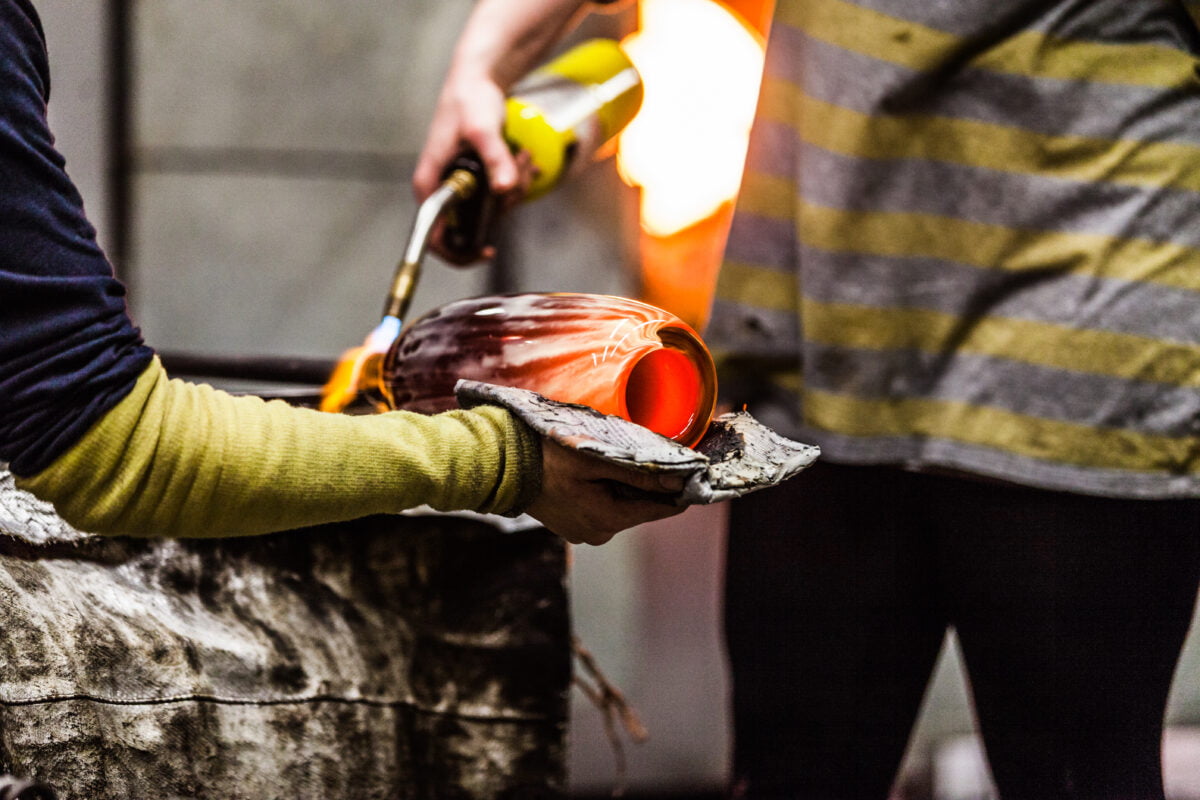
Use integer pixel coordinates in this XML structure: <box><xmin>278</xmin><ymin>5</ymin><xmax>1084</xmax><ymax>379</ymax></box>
<box><xmin>382</xmin><ymin>293</ymin><xmax>717</xmax><ymax>448</ymax></box>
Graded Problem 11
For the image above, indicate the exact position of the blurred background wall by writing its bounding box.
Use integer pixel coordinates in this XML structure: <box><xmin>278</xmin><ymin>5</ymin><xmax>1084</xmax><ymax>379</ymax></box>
<box><xmin>34</xmin><ymin>1</ymin><xmax>1200</xmax><ymax>797</ymax></box>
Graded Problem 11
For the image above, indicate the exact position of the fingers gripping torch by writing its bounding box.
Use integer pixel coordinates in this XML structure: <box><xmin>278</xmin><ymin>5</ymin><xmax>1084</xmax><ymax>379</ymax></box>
<box><xmin>320</xmin><ymin>39</ymin><xmax>644</xmax><ymax>413</ymax></box>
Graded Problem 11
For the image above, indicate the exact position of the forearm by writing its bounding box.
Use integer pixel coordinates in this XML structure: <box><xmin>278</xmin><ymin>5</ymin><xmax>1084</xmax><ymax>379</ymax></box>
<box><xmin>415</xmin><ymin>0</ymin><xmax>625</xmax><ymax>200</ymax></box>
<box><xmin>15</xmin><ymin>358</ymin><xmax>541</xmax><ymax>538</ymax></box>
<box><xmin>450</xmin><ymin>0</ymin><xmax>594</xmax><ymax>90</ymax></box>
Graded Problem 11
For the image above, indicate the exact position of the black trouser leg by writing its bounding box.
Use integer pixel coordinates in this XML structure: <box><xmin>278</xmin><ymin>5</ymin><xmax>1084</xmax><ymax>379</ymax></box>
<box><xmin>725</xmin><ymin>462</ymin><xmax>1200</xmax><ymax>800</ymax></box>
<box><xmin>933</xmin><ymin>477</ymin><xmax>1200</xmax><ymax>800</ymax></box>
<box><xmin>725</xmin><ymin>463</ymin><xmax>946</xmax><ymax>799</ymax></box>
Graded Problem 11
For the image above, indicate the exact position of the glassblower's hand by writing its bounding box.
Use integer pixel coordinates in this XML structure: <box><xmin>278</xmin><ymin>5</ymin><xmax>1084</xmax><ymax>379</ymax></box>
<box><xmin>411</xmin><ymin>0</ymin><xmax>596</xmax><ymax>263</ymax></box>
<box><xmin>412</xmin><ymin>0</ymin><xmax>586</xmax><ymax>207</ymax></box>
<box><xmin>526</xmin><ymin>439</ymin><xmax>687</xmax><ymax>545</ymax></box>
<box><xmin>412</xmin><ymin>67</ymin><xmax>534</xmax><ymax>265</ymax></box>
<box><xmin>414</xmin><ymin>72</ymin><xmax>516</xmax><ymax>204</ymax></box>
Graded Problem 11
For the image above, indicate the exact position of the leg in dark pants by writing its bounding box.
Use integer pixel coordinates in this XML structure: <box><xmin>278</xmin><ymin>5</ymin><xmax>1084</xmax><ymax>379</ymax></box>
<box><xmin>725</xmin><ymin>462</ymin><xmax>1200</xmax><ymax>800</ymax></box>
<box><xmin>725</xmin><ymin>463</ymin><xmax>946</xmax><ymax>799</ymax></box>
<box><xmin>932</xmin><ymin>477</ymin><xmax>1200</xmax><ymax>800</ymax></box>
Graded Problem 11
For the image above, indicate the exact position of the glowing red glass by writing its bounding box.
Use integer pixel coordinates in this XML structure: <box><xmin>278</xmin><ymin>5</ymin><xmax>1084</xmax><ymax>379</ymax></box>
<box><xmin>381</xmin><ymin>292</ymin><xmax>717</xmax><ymax>447</ymax></box>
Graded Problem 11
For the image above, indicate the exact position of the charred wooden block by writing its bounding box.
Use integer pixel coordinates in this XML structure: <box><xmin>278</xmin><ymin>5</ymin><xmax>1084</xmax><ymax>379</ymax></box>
<box><xmin>0</xmin><ymin>478</ymin><xmax>569</xmax><ymax>800</ymax></box>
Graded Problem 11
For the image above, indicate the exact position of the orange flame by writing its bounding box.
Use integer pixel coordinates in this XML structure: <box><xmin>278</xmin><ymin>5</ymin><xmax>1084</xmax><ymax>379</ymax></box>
<box><xmin>617</xmin><ymin>0</ymin><xmax>765</xmax><ymax>237</ymax></box>
<box><xmin>319</xmin><ymin>346</ymin><xmax>367</xmax><ymax>413</ymax></box>
<box><xmin>319</xmin><ymin>316</ymin><xmax>400</xmax><ymax>413</ymax></box>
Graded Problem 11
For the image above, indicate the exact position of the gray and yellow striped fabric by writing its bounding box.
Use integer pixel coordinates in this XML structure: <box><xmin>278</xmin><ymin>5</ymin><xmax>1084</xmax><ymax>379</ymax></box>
<box><xmin>707</xmin><ymin>0</ymin><xmax>1200</xmax><ymax>497</ymax></box>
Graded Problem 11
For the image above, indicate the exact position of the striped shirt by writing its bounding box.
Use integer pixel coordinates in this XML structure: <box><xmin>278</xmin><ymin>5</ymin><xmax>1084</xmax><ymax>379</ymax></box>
<box><xmin>707</xmin><ymin>0</ymin><xmax>1200</xmax><ymax>498</ymax></box>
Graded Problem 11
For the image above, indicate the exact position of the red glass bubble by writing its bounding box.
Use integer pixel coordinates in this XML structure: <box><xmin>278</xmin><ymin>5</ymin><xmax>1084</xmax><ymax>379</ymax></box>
<box><xmin>381</xmin><ymin>292</ymin><xmax>717</xmax><ymax>447</ymax></box>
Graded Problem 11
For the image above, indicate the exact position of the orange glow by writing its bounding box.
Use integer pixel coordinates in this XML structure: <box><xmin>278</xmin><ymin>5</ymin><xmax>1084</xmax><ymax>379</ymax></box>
<box><xmin>626</xmin><ymin>346</ymin><xmax>703</xmax><ymax>441</ymax></box>
<box><xmin>638</xmin><ymin>198</ymin><xmax>735</xmax><ymax>330</ymax></box>
<box><xmin>617</xmin><ymin>0</ymin><xmax>765</xmax><ymax>237</ymax></box>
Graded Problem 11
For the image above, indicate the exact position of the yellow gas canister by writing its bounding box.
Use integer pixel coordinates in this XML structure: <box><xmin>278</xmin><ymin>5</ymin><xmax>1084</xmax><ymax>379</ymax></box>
<box><xmin>505</xmin><ymin>38</ymin><xmax>644</xmax><ymax>200</ymax></box>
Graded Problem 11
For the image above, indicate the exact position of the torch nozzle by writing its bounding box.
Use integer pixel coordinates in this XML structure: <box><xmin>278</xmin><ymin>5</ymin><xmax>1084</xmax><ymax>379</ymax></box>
<box><xmin>321</xmin><ymin>169</ymin><xmax>480</xmax><ymax>414</ymax></box>
<box><xmin>383</xmin><ymin>168</ymin><xmax>479</xmax><ymax>320</ymax></box>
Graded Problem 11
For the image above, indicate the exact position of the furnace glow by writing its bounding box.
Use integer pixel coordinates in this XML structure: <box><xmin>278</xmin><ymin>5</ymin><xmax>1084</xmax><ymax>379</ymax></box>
<box><xmin>617</xmin><ymin>0</ymin><xmax>765</xmax><ymax>236</ymax></box>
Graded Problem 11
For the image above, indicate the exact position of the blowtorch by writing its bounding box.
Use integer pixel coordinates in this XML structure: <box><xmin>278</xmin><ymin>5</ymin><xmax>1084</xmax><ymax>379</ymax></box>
<box><xmin>321</xmin><ymin>38</ymin><xmax>644</xmax><ymax>413</ymax></box>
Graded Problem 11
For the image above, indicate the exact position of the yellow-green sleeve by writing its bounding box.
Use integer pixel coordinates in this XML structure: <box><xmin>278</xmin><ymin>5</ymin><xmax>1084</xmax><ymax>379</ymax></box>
<box><xmin>15</xmin><ymin>357</ymin><xmax>542</xmax><ymax>538</ymax></box>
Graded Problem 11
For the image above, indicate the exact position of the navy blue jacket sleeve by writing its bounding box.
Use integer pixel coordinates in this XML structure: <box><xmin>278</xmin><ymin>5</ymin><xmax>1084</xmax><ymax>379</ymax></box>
<box><xmin>0</xmin><ymin>0</ymin><xmax>154</xmax><ymax>475</ymax></box>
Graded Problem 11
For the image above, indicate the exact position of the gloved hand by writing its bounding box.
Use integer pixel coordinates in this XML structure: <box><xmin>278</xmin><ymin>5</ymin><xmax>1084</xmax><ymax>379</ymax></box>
<box><xmin>457</xmin><ymin>379</ymin><xmax>821</xmax><ymax>525</ymax></box>
<box><xmin>527</xmin><ymin>438</ymin><xmax>685</xmax><ymax>545</ymax></box>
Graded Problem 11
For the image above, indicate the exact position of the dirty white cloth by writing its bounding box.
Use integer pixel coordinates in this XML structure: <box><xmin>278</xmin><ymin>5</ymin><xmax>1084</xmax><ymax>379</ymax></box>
<box><xmin>0</xmin><ymin>466</ymin><xmax>91</xmax><ymax>545</ymax></box>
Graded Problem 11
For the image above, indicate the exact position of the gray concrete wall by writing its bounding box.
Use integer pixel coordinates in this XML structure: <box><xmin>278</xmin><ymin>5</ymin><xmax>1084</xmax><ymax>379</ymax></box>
<box><xmin>124</xmin><ymin>1</ymin><xmax>636</xmax><ymax>359</ymax></box>
<box><xmin>38</xmin><ymin>1</ymin><xmax>111</xmax><ymax>255</ymax></box>
<box><xmin>127</xmin><ymin>1</ymin><xmax>494</xmax><ymax>358</ymax></box>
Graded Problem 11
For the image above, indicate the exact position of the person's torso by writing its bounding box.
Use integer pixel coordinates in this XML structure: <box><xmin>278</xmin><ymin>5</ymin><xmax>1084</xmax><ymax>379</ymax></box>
<box><xmin>709</xmin><ymin>0</ymin><xmax>1200</xmax><ymax>497</ymax></box>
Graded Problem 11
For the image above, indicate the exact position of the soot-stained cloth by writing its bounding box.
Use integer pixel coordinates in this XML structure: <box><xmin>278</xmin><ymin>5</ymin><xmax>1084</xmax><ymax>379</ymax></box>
<box><xmin>0</xmin><ymin>0</ymin><xmax>153</xmax><ymax>476</ymax></box>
